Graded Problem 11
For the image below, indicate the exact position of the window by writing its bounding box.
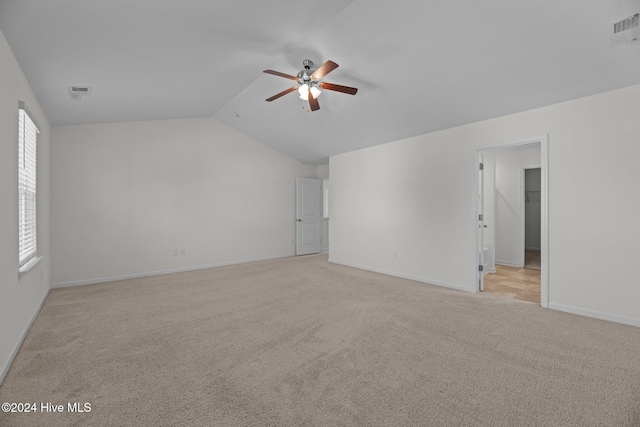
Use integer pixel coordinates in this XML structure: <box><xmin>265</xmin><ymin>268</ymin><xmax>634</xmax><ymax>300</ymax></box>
<box><xmin>18</xmin><ymin>102</ymin><xmax>39</xmax><ymax>269</ymax></box>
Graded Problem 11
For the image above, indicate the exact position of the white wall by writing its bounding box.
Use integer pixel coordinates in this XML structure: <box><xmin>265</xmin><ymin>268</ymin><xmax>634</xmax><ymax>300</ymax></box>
<box><xmin>494</xmin><ymin>146</ymin><xmax>540</xmax><ymax>266</ymax></box>
<box><xmin>316</xmin><ymin>164</ymin><xmax>329</xmax><ymax>179</ymax></box>
<box><xmin>0</xmin><ymin>29</ymin><xmax>51</xmax><ymax>383</ymax></box>
<box><xmin>330</xmin><ymin>84</ymin><xmax>640</xmax><ymax>325</ymax></box>
<box><xmin>525</xmin><ymin>168</ymin><xmax>542</xmax><ymax>251</ymax></box>
<box><xmin>51</xmin><ymin>118</ymin><xmax>316</xmax><ymax>285</ymax></box>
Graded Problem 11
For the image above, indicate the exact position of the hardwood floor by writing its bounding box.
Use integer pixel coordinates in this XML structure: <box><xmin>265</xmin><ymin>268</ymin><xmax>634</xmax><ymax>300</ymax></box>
<box><xmin>484</xmin><ymin>257</ymin><xmax>541</xmax><ymax>304</ymax></box>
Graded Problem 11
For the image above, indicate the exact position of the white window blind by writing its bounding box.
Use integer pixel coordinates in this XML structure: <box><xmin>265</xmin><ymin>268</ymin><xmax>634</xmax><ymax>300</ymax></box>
<box><xmin>18</xmin><ymin>105</ymin><xmax>39</xmax><ymax>267</ymax></box>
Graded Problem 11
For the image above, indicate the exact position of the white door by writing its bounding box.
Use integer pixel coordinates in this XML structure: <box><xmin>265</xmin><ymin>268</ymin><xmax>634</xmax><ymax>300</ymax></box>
<box><xmin>478</xmin><ymin>155</ymin><xmax>485</xmax><ymax>291</ymax></box>
<box><xmin>296</xmin><ymin>177</ymin><xmax>323</xmax><ymax>255</ymax></box>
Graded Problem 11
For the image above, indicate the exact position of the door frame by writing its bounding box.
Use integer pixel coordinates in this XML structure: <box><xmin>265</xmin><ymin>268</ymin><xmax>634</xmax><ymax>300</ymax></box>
<box><xmin>473</xmin><ymin>135</ymin><xmax>549</xmax><ymax>308</ymax></box>
<box><xmin>478</xmin><ymin>151</ymin><xmax>485</xmax><ymax>291</ymax></box>
<box><xmin>295</xmin><ymin>177</ymin><xmax>324</xmax><ymax>256</ymax></box>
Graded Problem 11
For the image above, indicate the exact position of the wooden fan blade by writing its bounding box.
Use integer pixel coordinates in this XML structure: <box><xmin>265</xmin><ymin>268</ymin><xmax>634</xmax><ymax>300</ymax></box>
<box><xmin>311</xmin><ymin>60</ymin><xmax>339</xmax><ymax>80</ymax></box>
<box><xmin>308</xmin><ymin>91</ymin><xmax>320</xmax><ymax>111</ymax></box>
<box><xmin>263</xmin><ymin>69</ymin><xmax>299</xmax><ymax>81</ymax></box>
<box><xmin>266</xmin><ymin>86</ymin><xmax>298</xmax><ymax>102</ymax></box>
<box><xmin>320</xmin><ymin>82</ymin><xmax>358</xmax><ymax>95</ymax></box>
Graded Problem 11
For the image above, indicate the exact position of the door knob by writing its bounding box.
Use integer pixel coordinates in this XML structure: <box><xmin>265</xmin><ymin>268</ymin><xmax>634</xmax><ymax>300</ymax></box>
<box><xmin>483</xmin><ymin>225</ymin><xmax>488</xmax><ymax>228</ymax></box>
<box><xmin>297</xmin><ymin>219</ymin><xmax>302</xmax><ymax>222</ymax></box>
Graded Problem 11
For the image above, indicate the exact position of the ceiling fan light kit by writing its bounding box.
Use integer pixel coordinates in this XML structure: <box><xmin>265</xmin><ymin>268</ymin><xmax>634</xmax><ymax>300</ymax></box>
<box><xmin>263</xmin><ymin>59</ymin><xmax>358</xmax><ymax>112</ymax></box>
<box><xmin>298</xmin><ymin>84</ymin><xmax>321</xmax><ymax>101</ymax></box>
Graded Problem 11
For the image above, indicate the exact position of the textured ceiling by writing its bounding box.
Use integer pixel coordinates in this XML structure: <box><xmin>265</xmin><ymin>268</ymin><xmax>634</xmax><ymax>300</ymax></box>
<box><xmin>1</xmin><ymin>0</ymin><xmax>639</xmax><ymax>164</ymax></box>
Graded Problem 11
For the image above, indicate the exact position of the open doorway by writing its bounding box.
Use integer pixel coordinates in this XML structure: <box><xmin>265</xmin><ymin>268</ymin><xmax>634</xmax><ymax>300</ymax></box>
<box><xmin>475</xmin><ymin>136</ymin><xmax>548</xmax><ymax>307</ymax></box>
<box><xmin>524</xmin><ymin>168</ymin><xmax>542</xmax><ymax>270</ymax></box>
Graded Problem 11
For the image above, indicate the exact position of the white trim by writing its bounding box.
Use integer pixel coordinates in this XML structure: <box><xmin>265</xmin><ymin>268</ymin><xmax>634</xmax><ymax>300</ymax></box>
<box><xmin>296</xmin><ymin>177</ymin><xmax>324</xmax><ymax>256</ymax></box>
<box><xmin>549</xmin><ymin>303</ymin><xmax>640</xmax><ymax>328</ymax></box>
<box><xmin>474</xmin><ymin>135</ymin><xmax>546</xmax><ymax>151</ymax></box>
<box><xmin>540</xmin><ymin>138</ymin><xmax>549</xmax><ymax>308</ymax></box>
<box><xmin>51</xmin><ymin>253</ymin><xmax>295</xmax><ymax>289</ymax></box>
<box><xmin>471</xmin><ymin>152</ymin><xmax>481</xmax><ymax>293</ymax></box>
<box><xmin>495</xmin><ymin>260</ymin><xmax>522</xmax><ymax>267</ymax></box>
<box><xmin>328</xmin><ymin>258</ymin><xmax>473</xmax><ymax>293</ymax></box>
<box><xmin>18</xmin><ymin>100</ymin><xmax>40</xmax><ymax>131</ymax></box>
<box><xmin>478</xmin><ymin>151</ymin><xmax>485</xmax><ymax>291</ymax></box>
<box><xmin>0</xmin><ymin>286</ymin><xmax>50</xmax><ymax>385</ymax></box>
<box><xmin>473</xmin><ymin>134</ymin><xmax>549</xmax><ymax>308</ymax></box>
<box><xmin>18</xmin><ymin>256</ymin><xmax>42</xmax><ymax>279</ymax></box>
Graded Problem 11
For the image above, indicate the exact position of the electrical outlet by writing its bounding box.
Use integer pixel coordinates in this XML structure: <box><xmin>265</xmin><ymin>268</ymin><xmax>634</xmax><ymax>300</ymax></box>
<box><xmin>393</xmin><ymin>251</ymin><xmax>398</xmax><ymax>259</ymax></box>
<box><xmin>172</xmin><ymin>249</ymin><xmax>178</xmax><ymax>256</ymax></box>
<box><xmin>180</xmin><ymin>248</ymin><xmax>186</xmax><ymax>256</ymax></box>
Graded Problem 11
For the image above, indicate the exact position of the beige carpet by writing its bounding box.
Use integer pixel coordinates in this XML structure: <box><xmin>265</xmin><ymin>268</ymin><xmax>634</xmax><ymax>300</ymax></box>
<box><xmin>1</xmin><ymin>254</ymin><xmax>639</xmax><ymax>426</ymax></box>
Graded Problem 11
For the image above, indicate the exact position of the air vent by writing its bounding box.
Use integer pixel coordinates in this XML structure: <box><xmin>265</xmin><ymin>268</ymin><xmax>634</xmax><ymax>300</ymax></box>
<box><xmin>611</xmin><ymin>13</ymin><xmax>639</xmax><ymax>46</ymax></box>
<box><xmin>68</xmin><ymin>86</ymin><xmax>92</xmax><ymax>101</ymax></box>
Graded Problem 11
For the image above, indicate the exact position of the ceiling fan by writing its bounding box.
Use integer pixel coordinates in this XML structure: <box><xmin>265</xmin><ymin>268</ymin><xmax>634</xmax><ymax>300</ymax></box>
<box><xmin>263</xmin><ymin>59</ymin><xmax>358</xmax><ymax>112</ymax></box>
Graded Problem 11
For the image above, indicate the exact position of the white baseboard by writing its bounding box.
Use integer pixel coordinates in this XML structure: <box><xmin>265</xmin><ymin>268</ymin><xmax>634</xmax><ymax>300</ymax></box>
<box><xmin>549</xmin><ymin>303</ymin><xmax>640</xmax><ymax>328</ymax></box>
<box><xmin>51</xmin><ymin>253</ymin><xmax>296</xmax><ymax>289</ymax></box>
<box><xmin>328</xmin><ymin>258</ymin><xmax>473</xmax><ymax>293</ymax></box>
<box><xmin>495</xmin><ymin>260</ymin><xmax>523</xmax><ymax>267</ymax></box>
<box><xmin>1</xmin><ymin>287</ymin><xmax>50</xmax><ymax>386</ymax></box>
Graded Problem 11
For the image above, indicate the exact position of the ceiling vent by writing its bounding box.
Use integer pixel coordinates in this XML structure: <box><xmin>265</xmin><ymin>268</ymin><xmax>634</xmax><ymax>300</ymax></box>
<box><xmin>611</xmin><ymin>13</ymin><xmax>639</xmax><ymax>46</ymax></box>
<box><xmin>68</xmin><ymin>86</ymin><xmax>92</xmax><ymax>101</ymax></box>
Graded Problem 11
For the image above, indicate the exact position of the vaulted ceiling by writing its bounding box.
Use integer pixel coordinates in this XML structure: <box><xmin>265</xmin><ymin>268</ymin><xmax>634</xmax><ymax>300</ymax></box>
<box><xmin>1</xmin><ymin>0</ymin><xmax>639</xmax><ymax>164</ymax></box>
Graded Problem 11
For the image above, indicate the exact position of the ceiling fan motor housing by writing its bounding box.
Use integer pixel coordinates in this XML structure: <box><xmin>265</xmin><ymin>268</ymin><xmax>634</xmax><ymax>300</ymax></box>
<box><xmin>296</xmin><ymin>70</ymin><xmax>312</xmax><ymax>82</ymax></box>
<box><xmin>296</xmin><ymin>59</ymin><xmax>316</xmax><ymax>82</ymax></box>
